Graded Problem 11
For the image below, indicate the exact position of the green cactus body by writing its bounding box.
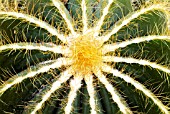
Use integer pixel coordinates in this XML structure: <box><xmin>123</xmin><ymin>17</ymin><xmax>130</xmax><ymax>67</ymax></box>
<box><xmin>0</xmin><ymin>0</ymin><xmax>170</xmax><ymax>114</ymax></box>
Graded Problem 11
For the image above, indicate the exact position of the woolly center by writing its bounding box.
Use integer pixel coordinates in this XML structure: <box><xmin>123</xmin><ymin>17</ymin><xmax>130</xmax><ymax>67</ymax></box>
<box><xmin>70</xmin><ymin>33</ymin><xmax>102</xmax><ymax>75</ymax></box>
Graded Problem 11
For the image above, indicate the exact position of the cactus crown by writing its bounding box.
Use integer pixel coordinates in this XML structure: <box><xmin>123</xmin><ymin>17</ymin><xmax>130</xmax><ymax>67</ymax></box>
<box><xmin>69</xmin><ymin>32</ymin><xmax>103</xmax><ymax>75</ymax></box>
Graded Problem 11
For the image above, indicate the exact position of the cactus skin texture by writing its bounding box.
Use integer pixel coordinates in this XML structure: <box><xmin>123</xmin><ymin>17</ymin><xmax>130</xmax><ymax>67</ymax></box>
<box><xmin>0</xmin><ymin>0</ymin><xmax>170</xmax><ymax>114</ymax></box>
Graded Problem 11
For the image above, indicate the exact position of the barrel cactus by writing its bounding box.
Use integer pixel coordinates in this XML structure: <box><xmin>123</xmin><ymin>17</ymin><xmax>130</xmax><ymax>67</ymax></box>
<box><xmin>0</xmin><ymin>0</ymin><xmax>170</xmax><ymax>113</ymax></box>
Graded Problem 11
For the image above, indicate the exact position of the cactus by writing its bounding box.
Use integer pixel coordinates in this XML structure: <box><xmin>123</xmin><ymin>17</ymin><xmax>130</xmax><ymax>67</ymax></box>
<box><xmin>0</xmin><ymin>0</ymin><xmax>170</xmax><ymax>113</ymax></box>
